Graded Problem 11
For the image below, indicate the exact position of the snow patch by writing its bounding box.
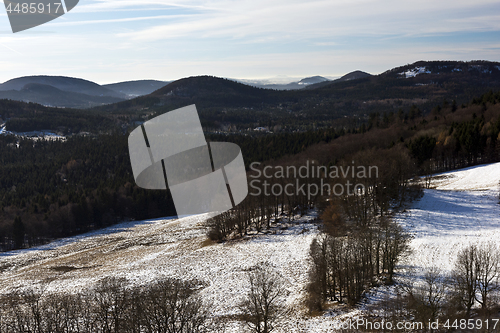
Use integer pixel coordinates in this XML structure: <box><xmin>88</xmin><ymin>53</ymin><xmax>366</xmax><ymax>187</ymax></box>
<box><xmin>0</xmin><ymin>128</ymin><xmax>65</xmax><ymax>141</ymax></box>
<box><xmin>397</xmin><ymin>188</ymin><xmax>500</xmax><ymax>274</ymax></box>
<box><xmin>468</xmin><ymin>65</ymin><xmax>492</xmax><ymax>74</ymax></box>
<box><xmin>431</xmin><ymin>163</ymin><xmax>500</xmax><ymax>191</ymax></box>
<box><xmin>396</xmin><ymin>163</ymin><xmax>500</xmax><ymax>276</ymax></box>
<box><xmin>399</xmin><ymin>66</ymin><xmax>431</xmax><ymax>78</ymax></box>
<box><xmin>356</xmin><ymin>162</ymin><xmax>500</xmax><ymax>317</ymax></box>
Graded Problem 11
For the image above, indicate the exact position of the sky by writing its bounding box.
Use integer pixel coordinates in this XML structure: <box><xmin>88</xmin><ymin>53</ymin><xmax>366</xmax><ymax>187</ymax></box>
<box><xmin>0</xmin><ymin>0</ymin><xmax>500</xmax><ymax>84</ymax></box>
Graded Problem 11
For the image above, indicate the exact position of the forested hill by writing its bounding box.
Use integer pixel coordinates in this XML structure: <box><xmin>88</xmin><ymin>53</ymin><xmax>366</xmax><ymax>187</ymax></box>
<box><xmin>3</xmin><ymin>60</ymin><xmax>500</xmax><ymax>133</ymax></box>
<box><xmin>97</xmin><ymin>76</ymin><xmax>279</xmax><ymax>112</ymax></box>
<box><xmin>95</xmin><ymin>61</ymin><xmax>500</xmax><ymax>131</ymax></box>
<box><xmin>0</xmin><ymin>76</ymin><xmax>125</xmax><ymax>98</ymax></box>
<box><xmin>0</xmin><ymin>84</ymin><xmax>125</xmax><ymax>110</ymax></box>
<box><xmin>305</xmin><ymin>70</ymin><xmax>371</xmax><ymax>89</ymax></box>
<box><xmin>0</xmin><ymin>99</ymin><xmax>115</xmax><ymax>133</ymax></box>
<box><xmin>311</xmin><ymin>60</ymin><xmax>500</xmax><ymax>99</ymax></box>
<box><xmin>0</xmin><ymin>76</ymin><xmax>127</xmax><ymax>109</ymax></box>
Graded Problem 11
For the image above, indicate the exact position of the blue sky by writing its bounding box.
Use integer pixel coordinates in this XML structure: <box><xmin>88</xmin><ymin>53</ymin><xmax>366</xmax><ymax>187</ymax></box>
<box><xmin>1</xmin><ymin>0</ymin><xmax>500</xmax><ymax>84</ymax></box>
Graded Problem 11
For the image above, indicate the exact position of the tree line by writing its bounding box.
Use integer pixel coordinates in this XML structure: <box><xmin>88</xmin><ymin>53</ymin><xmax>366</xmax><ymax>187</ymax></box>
<box><xmin>307</xmin><ymin>217</ymin><xmax>411</xmax><ymax>308</ymax></box>
<box><xmin>0</xmin><ymin>277</ymin><xmax>214</xmax><ymax>333</ymax></box>
<box><xmin>205</xmin><ymin>139</ymin><xmax>421</xmax><ymax>311</ymax></box>
<box><xmin>0</xmin><ymin>262</ymin><xmax>289</xmax><ymax>333</ymax></box>
<box><xmin>305</xmin><ymin>146</ymin><xmax>420</xmax><ymax>308</ymax></box>
<box><xmin>401</xmin><ymin>91</ymin><xmax>500</xmax><ymax>174</ymax></box>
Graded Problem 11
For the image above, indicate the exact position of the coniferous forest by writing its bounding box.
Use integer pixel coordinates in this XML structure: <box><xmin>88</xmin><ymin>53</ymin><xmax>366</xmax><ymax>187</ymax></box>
<box><xmin>1</xmin><ymin>88</ymin><xmax>500</xmax><ymax>254</ymax></box>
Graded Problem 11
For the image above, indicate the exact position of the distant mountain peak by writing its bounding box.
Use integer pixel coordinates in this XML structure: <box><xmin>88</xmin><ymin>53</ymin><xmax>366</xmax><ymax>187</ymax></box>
<box><xmin>337</xmin><ymin>70</ymin><xmax>372</xmax><ymax>81</ymax></box>
<box><xmin>298</xmin><ymin>76</ymin><xmax>329</xmax><ymax>85</ymax></box>
<box><xmin>304</xmin><ymin>70</ymin><xmax>372</xmax><ymax>89</ymax></box>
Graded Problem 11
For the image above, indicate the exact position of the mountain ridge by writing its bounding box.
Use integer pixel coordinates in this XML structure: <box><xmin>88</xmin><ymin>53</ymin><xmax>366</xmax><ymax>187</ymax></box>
<box><xmin>103</xmin><ymin>80</ymin><xmax>171</xmax><ymax>97</ymax></box>
<box><xmin>0</xmin><ymin>76</ymin><xmax>125</xmax><ymax>99</ymax></box>
<box><xmin>3</xmin><ymin>60</ymin><xmax>500</xmax><ymax>128</ymax></box>
<box><xmin>305</xmin><ymin>70</ymin><xmax>372</xmax><ymax>89</ymax></box>
<box><xmin>0</xmin><ymin>83</ymin><xmax>125</xmax><ymax>108</ymax></box>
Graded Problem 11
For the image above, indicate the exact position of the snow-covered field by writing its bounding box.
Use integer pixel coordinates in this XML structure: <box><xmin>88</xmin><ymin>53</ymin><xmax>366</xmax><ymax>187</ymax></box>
<box><xmin>399</xmin><ymin>163</ymin><xmax>500</xmax><ymax>275</ymax></box>
<box><xmin>1</xmin><ymin>210</ymin><xmax>341</xmax><ymax>332</ymax></box>
<box><xmin>360</xmin><ymin>163</ymin><xmax>500</xmax><ymax>320</ymax></box>
<box><xmin>1</xmin><ymin>163</ymin><xmax>499</xmax><ymax>331</ymax></box>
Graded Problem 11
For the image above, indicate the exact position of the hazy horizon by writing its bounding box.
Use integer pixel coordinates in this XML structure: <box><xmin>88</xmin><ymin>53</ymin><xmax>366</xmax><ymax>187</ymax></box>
<box><xmin>0</xmin><ymin>73</ymin><xmax>346</xmax><ymax>86</ymax></box>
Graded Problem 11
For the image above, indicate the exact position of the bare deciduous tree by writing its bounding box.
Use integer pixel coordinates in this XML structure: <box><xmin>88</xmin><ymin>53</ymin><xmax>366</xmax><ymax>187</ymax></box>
<box><xmin>239</xmin><ymin>263</ymin><xmax>289</xmax><ymax>333</ymax></box>
<box><xmin>93</xmin><ymin>277</ymin><xmax>131</xmax><ymax>333</ymax></box>
<box><xmin>452</xmin><ymin>244</ymin><xmax>478</xmax><ymax>316</ymax></box>
<box><xmin>142</xmin><ymin>278</ymin><xmax>211</xmax><ymax>333</ymax></box>
<box><xmin>405</xmin><ymin>267</ymin><xmax>447</xmax><ymax>324</ymax></box>
<box><xmin>0</xmin><ymin>276</ymin><xmax>215</xmax><ymax>333</ymax></box>
<box><xmin>475</xmin><ymin>242</ymin><xmax>500</xmax><ymax>310</ymax></box>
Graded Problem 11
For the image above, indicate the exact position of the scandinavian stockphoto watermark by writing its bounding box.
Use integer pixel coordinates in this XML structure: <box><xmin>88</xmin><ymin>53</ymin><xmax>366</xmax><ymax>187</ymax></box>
<box><xmin>128</xmin><ymin>105</ymin><xmax>248</xmax><ymax>217</ymax></box>
<box><xmin>249</xmin><ymin>161</ymin><xmax>378</xmax><ymax>199</ymax></box>
<box><xmin>3</xmin><ymin>0</ymin><xmax>78</xmax><ymax>33</ymax></box>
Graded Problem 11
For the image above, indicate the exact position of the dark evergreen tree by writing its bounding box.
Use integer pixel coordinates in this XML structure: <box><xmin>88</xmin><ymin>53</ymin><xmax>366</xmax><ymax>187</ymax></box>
<box><xmin>13</xmin><ymin>216</ymin><xmax>25</xmax><ymax>249</ymax></box>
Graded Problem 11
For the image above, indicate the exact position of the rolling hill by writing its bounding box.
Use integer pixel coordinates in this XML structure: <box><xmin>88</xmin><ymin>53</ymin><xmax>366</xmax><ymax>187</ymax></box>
<box><xmin>103</xmin><ymin>80</ymin><xmax>170</xmax><ymax>97</ymax></box>
<box><xmin>3</xmin><ymin>60</ymin><xmax>500</xmax><ymax>131</ymax></box>
<box><xmin>0</xmin><ymin>83</ymin><xmax>125</xmax><ymax>108</ymax></box>
<box><xmin>0</xmin><ymin>76</ymin><xmax>127</xmax><ymax>108</ymax></box>
<box><xmin>95</xmin><ymin>61</ymin><xmax>500</xmax><ymax>130</ymax></box>
<box><xmin>0</xmin><ymin>76</ymin><xmax>126</xmax><ymax>99</ymax></box>
<box><xmin>1</xmin><ymin>67</ymin><xmax>500</xmax><ymax>331</ymax></box>
<box><xmin>305</xmin><ymin>70</ymin><xmax>371</xmax><ymax>89</ymax></box>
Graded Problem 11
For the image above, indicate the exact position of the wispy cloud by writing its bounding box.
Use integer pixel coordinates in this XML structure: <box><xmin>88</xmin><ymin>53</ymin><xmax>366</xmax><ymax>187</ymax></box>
<box><xmin>315</xmin><ymin>42</ymin><xmax>338</xmax><ymax>46</ymax></box>
<box><xmin>117</xmin><ymin>0</ymin><xmax>500</xmax><ymax>42</ymax></box>
<box><xmin>0</xmin><ymin>42</ymin><xmax>23</xmax><ymax>55</ymax></box>
<box><xmin>73</xmin><ymin>0</ymin><xmax>224</xmax><ymax>13</ymax></box>
<box><xmin>49</xmin><ymin>14</ymin><xmax>193</xmax><ymax>27</ymax></box>
<box><xmin>0</xmin><ymin>0</ymin><xmax>499</xmax><ymax>82</ymax></box>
